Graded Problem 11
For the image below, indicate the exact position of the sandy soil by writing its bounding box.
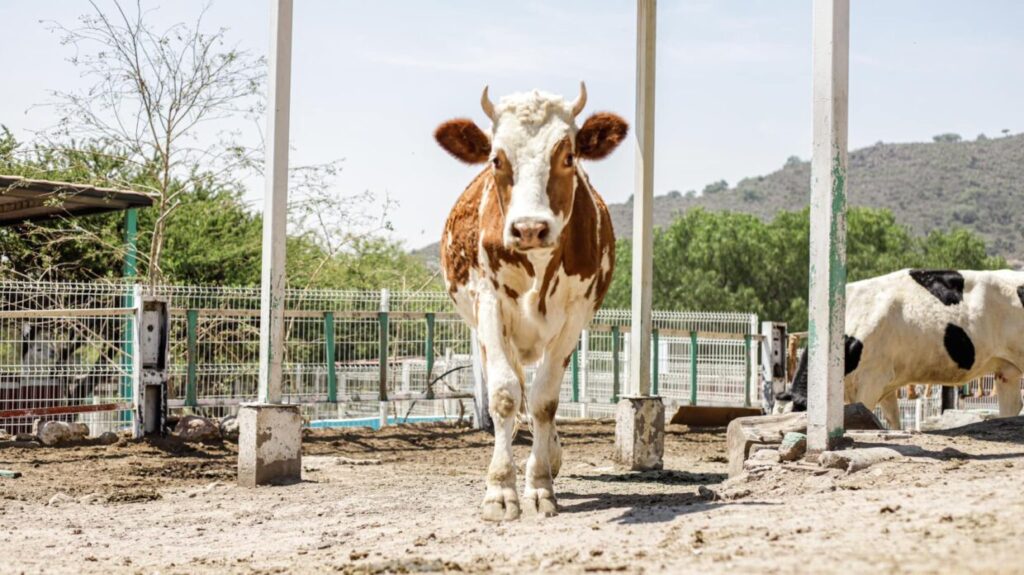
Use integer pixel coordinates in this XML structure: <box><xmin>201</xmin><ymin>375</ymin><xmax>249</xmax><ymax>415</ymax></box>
<box><xmin>1</xmin><ymin>418</ymin><xmax>1023</xmax><ymax>574</ymax></box>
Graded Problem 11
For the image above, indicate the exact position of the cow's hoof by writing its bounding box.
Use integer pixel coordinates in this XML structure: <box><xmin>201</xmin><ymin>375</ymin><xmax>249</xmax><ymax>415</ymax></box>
<box><xmin>523</xmin><ymin>490</ymin><xmax>558</xmax><ymax>518</ymax></box>
<box><xmin>481</xmin><ymin>497</ymin><xmax>520</xmax><ymax>522</ymax></box>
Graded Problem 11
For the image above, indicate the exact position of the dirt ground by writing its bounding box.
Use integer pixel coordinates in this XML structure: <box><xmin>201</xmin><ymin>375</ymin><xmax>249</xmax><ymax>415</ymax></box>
<box><xmin>1</xmin><ymin>417</ymin><xmax>1023</xmax><ymax>575</ymax></box>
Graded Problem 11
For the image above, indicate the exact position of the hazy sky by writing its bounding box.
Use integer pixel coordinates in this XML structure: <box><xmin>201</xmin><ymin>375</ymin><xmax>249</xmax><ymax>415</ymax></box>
<box><xmin>1</xmin><ymin>1</ymin><xmax>1021</xmax><ymax>249</ymax></box>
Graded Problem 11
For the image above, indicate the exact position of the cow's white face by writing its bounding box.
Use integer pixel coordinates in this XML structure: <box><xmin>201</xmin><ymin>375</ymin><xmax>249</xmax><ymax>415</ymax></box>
<box><xmin>489</xmin><ymin>91</ymin><xmax>577</xmax><ymax>251</ymax></box>
<box><xmin>435</xmin><ymin>83</ymin><xmax>628</xmax><ymax>252</ymax></box>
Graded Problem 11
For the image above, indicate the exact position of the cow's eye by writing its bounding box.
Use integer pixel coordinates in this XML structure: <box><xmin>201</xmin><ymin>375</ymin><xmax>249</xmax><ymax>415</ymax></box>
<box><xmin>491</xmin><ymin>156</ymin><xmax>501</xmax><ymax>170</ymax></box>
<box><xmin>564</xmin><ymin>153</ymin><xmax>574</xmax><ymax>168</ymax></box>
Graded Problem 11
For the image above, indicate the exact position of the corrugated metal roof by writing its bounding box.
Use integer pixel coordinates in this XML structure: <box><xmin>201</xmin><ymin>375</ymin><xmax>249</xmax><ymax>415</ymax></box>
<box><xmin>0</xmin><ymin>175</ymin><xmax>153</xmax><ymax>225</ymax></box>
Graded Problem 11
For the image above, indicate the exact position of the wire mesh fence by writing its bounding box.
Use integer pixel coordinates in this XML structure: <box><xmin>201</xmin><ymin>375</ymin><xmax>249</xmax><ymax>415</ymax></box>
<box><xmin>0</xmin><ymin>281</ymin><xmax>136</xmax><ymax>435</ymax></box>
<box><xmin>0</xmin><ymin>282</ymin><xmax>763</xmax><ymax>432</ymax></box>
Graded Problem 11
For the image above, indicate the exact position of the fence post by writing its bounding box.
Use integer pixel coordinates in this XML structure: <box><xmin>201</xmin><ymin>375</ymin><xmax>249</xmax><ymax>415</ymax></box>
<box><xmin>690</xmin><ymin>330</ymin><xmax>698</xmax><ymax>406</ymax></box>
<box><xmin>744</xmin><ymin>334</ymin><xmax>752</xmax><ymax>408</ymax></box>
<box><xmin>324</xmin><ymin>311</ymin><xmax>336</xmax><ymax>403</ymax></box>
<box><xmin>611</xmin><ymin>325</ymin><xmax>621</xmax><ymax>403</ymax></box>
<box><xmin>425</xmin><ymin>312</ymin><xmax>435</xmax><ymax>400</ymax></box>
<box><xmin>580</xmin><ymin>330</ymin><xmax>589</xmax><ymax>418</ymax></box>
<box><xmin>571</xmin><ymin>345</ymin><xmax>580</xmax><ymax>403</ymax></box>
<box><xmin>130</xmin><ymin>284</ymin><xmax>143</xmax><ymax>438</ymax></box>
<box><xmin>185</xmin><ymin>309</ymin><xmax>199</xmax><ymax>409</ymax></box>
<box><xmin>378</xmin><ymin>289</ymin><xmax>390</xmax><ymax>428</ymax></box>
<box><xmin>651</xmin><ymin>328</ymin><xmax>660</xmax><ymax>396</ymax></box>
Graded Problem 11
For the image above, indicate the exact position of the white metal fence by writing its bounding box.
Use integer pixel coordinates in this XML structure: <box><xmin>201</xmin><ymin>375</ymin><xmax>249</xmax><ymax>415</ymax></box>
<box><xmin>0</xmin><ymin>281</ymin><xmax>761</xmax><ymax>434</ymax></box>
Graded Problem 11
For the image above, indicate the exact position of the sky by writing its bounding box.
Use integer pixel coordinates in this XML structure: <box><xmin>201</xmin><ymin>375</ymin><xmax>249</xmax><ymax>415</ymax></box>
<box><xmin>1</xmin><ymin>1</ymin><xmax>1022</xmax><ymax>249</ymax></box>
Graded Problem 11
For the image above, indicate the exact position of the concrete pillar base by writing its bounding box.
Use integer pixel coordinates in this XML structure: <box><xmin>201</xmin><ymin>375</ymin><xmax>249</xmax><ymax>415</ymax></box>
<box><xmin>613</xmin><ymin>396</ymin><xmax>665</xmax><ymax>471</ymax></box>
<box><xmin>238</xmin><ymin>403</ymin><xmax>302</xmax><ymax>487</ymax></box>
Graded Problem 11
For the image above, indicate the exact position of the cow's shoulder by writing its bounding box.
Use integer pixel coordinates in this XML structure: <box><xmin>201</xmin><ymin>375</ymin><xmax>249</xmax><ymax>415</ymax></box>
<box><xmin>441</xmin><ymin>169</ymin><xmax>489</xmax><ymax>293</ymax></box>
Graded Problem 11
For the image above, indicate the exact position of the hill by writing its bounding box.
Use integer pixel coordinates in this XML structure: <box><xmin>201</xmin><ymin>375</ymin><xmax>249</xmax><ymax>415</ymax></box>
<box><xmin>609</xmin><ymin>133</ymin><xmax>1024</xmax><ymax>266</ymax></box>
<box><xmin>415</xmin><ymin>134</ymin><xmax>1024</xmax><ymax>267</ymax></box>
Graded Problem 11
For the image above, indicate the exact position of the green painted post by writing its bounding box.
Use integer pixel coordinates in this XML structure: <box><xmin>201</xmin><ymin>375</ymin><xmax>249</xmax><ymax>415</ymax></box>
<box><xmin>185</xmin><ymin>309</ymin><xmax>199</xmax><ymax>408</ymax></box>
<box><xmin>325</xmin><ymin>312</ymin><xmax>337</xmax><ymax>402</ymax></box>
<box><xmin>651</xmin><ymin>328</ymin><xmax>660</xmax><ymax>396</ymax></box>
<box><xmin>123</xmin><ymin>208</ymin><xmax>138</xmax><ymax>278</ymax></box>
<box><xmin>571</xmin><ymin>346</ymin><xmax>580</xmax><ymax>403</ymax></box>
<box><xmin>690</xmin><ymin>331</ymin><xmax>698</xmax><ymax>406</ymax></box>
<box><xmin>744</xmin><ymin>334</ymin><xmax>752</xmax><ymax>408</ymax></box>
<box><xmin>378</xmin><ymin>311</ymin><xmax>389</xmax><ymax>402</ymax></box>
<box><xmin>425</xmin><ymin>313</ymin><xmax>435</xmax><ymax>400</ymax></box>
<box><xmin>611</xmin><ymin>326</ymin><xmax>620</xmax><ymax>403</ymax></box>
<box><xmin>120</xmin><ymin>208</ymin><xmax>139</xmax><ymax>423</ymax></box>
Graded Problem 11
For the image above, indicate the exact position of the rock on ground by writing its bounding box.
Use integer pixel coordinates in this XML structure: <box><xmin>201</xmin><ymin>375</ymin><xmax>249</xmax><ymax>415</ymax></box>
<box><xmin>37</xmin><ymin>421</ymin><xmax>90</xmax><ymax>446</ymax></box>
<box><xmin>174</xmin><ymin>416</ymin><xmax>221</xmax><ymax>443</ymax></box>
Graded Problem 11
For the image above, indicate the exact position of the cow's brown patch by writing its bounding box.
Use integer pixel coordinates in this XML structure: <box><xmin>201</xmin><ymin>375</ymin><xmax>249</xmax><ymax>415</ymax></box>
<box><xmin>503</xmin><ymin>285</ymin><xmax>520</xmax><ymax>301</ymax></box>
<box><xmin>492</xmin><ymin>389</ymin><xmax>516</xmax><ymax>419</ymax></box>
<box><xmin>536</xmin><ymin>172</ymin><xmax>615</xmax><ymax>315</ymax></box>
<box><xmin>576</xmin><ymin>113</ymin><xmax>629</xmax><ymax>160</ymax></box>
<box><xmin>533</xmin><ymin>399</ymin><xmax>559</xmax><ymax>423</ymax></box>
<box><xmin>440</xmin><ymin>170</ymin><xmax>487</xmax><ymax>292</ymax></box>
<box><xmin>562</xmin><ymin>354</ymin><xmax>572</xmax><ymax>369</ymax></box>
<box><xmin>481</xmin><ymin>168</ymin><xmax>536</xmax><ymax>278</ymax></box>
<box><xmin>546</xmin><ymin>137</ymin><xmax>575</xmax><ymax>217</ymax></box>
<box><xmin>549</xmin><ymin>276</ymin><xmax>560</xmax><ymax>298</ymax></box>
<box><xmin>435</xmin><ymin>119</ymin><xmax>491</xmax><ymax>164</ymax></box>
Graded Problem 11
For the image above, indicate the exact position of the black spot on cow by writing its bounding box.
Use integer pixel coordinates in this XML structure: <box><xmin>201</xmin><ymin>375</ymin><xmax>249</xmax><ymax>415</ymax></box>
<box><xmin>844</xmin><ymin>335</ymin><xmax>863</xmax><ymax>375</ymax></box>
<box><xmin>943</xmin><ymin>323</ymin><xmax>975</xmax><ymax>370</ymax></box>
<box><xmin>1017</xmin><ymin>285</ymin><xmax>1024</xmax><ymax>308</ymax></box>
<box><xmin>776</xmin><ymin>335</ymin><xmax>862</xmax><ymax>413</ymax></box>
<box><xmin>908</xmin><ymin>269</ymin><xmax>964</xmax><ymax>306</ymax></box>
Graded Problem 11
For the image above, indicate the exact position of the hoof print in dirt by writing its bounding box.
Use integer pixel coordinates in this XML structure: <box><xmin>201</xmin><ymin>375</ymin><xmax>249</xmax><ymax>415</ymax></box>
<box><xmin>173</xmin><ymin>415</ymin><xmax>221</xmax><ymax>443</ymax></box>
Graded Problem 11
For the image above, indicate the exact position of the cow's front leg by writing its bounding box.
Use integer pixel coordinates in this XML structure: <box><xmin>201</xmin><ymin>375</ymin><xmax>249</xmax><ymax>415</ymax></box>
<box><xmin>523</xmin><ymin>333</ymin><xmax>580</xmax><ymax>518</ymax></box>
<box><xmin>477</xmin><ymin>299</ymin><xmax>523</xmax><ymax>522</ymax></box>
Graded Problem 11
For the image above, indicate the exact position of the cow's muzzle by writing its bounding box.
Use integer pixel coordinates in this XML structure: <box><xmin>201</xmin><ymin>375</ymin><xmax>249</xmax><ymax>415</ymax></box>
<box><xmin>509</xmin><ymin>218</ymin><xmax>552</xmax><ymax>250</ymax></box>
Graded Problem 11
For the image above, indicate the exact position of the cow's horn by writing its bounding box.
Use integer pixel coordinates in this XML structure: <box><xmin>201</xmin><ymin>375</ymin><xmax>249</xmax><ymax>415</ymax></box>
<box><xmin>571</xmin><ymin>81</ymin><xmax>587</xmax><ymax>117</ymax></box>
<box><xmin>481</xmin><ymin>85</ymin><xmax>497</xmax><ymax>122</ymax></box>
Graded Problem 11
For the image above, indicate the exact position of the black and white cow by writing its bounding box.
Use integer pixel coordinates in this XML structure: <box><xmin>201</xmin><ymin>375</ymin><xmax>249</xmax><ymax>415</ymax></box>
<box><xmin>775</xmin><ymin>269</ymin><xmax>1024</xmax><ymax>428</ymax></box>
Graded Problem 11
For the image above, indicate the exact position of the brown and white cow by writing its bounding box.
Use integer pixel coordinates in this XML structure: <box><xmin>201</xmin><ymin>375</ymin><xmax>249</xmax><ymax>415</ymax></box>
<box><xmin>435</xmin><ymin>84</ymin><xmax>626</xmax><ymax>521</ymax></box>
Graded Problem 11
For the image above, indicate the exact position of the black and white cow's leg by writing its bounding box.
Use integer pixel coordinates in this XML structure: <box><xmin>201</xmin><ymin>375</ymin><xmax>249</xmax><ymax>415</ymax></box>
<box><xmin>878</xmin><ymin>390</ymin><xmax>902</xmax><ymax>430</ymax></box>
<box><xmin>523</xmin><ymin>321</ymin><xmax>584</xmax><ymax>518</ymax></box>
<box><xmin>476</xmin><ymin>295</ymin><xmax>523</xmax><ymax>522</ymax></box>
<box><xmin>994</xmin><ymin>364</ymin><xmax>1024</xmax><ymax>418</ymax></box>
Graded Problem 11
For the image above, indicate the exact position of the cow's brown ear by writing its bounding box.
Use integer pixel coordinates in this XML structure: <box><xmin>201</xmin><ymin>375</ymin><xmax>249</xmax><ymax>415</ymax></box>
<box><xmin>434</xmin><ymin>119</ymin><xmax>491</xmax><ymax>164</ymax></box>
<box><xmin>576</xmin><ymin>112</ymin><xmax>629</xmax><ymax>160</ymax></box>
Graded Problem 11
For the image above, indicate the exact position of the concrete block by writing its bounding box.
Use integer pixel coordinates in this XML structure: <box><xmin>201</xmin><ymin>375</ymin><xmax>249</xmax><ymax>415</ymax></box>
<box><xmin>613</xmin><ymin>396</ymin><xmax>665</xmax><ymax>471</ymax></box>
<box><xmin>238</xmin><ymin>404</ymin><xmax>302</xmax><ymax>487</ymax></box>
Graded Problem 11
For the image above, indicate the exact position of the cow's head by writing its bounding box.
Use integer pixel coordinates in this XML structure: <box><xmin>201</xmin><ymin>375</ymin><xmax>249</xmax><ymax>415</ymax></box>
<box><xmin>435</xmin><ymin>83</ymin><xmax>628</xmax><ymax>251</ymax></box>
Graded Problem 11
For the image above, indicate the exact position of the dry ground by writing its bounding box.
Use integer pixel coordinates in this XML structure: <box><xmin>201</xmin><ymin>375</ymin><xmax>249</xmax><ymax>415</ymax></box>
<box><xmin>1</xmin><ymin>418</ymin><xmax>1023</xmax><ymax>574</ymax></box>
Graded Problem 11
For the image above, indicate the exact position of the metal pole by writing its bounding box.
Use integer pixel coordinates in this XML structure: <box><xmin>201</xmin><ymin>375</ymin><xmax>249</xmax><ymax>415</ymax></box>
<box><xmin>580</xmin><ymin>330</ymin><xmax>590</xmax><ymax>417</ymax></box>
<box><xmin>629</xmin><ymin>0</ymin><xmax>657</xmax><ymax>398</ymax></box>
<box><xmin>120</xmin><ymin>208</ymin><xmax>138</xmax><ymax>423</ymax></box>
<box><xmin>611</xmin><ymin>325</ymin><xmax>621</xmax><ymax>403</ymax></box>
<box><xmin>257</xmin><ymin>0</ymin><xmax>293</xmax><ymax>405</ymax></box>
<box><xmin>425</xmin><ymin>313</ymin><xmax>435</xmax><ymax>400</ymax></box>
<box><xmin>651</xmin><ymin>328</ymin><xmax>660</xmax><ymax>396</ymax></box>
<box><xmin>325</xmin><ymin>311</ymin><xmax>337</xmax><ymax>403</ymax></box>
<box><xmin>744</xmin><ymin>334</ymin><xmax>752</xmax><ymax>408</ymax></box>
<box><xmin>185</xmin><ymin>309</ymin><xmax>199</xmax><ymax>408</ymax></box>
<box><xmin>807</xmin><ymin>0</ymin><xmax>850</xmax><ymax>453</ymax></box>
<box><xmin>690</xmin><ymin>331</ymin><xmax>698</xmax><ymax>406</ymax></box>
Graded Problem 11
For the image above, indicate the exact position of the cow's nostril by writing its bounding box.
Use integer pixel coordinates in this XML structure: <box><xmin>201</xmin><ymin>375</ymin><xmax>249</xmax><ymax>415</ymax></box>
<box><xmin>538</xmin><ymin>226</ymin><xmax>549</xmax><ymax>242</ymax></box>
<box><xmin>511</xmin><ymin>226</ymin><xmax>523</xmax><ymax>239</ymax></box>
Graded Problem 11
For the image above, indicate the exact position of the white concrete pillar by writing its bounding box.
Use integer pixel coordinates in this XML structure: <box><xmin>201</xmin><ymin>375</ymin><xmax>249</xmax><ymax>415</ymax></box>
<box><xmin>807</xmin><ymin>0</ymin><xmax>850</xmax><ymax>453</ymax></box>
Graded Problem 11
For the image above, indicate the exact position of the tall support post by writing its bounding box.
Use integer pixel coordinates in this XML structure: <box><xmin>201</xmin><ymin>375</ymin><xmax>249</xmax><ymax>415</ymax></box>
<box><xmin>239</xmin><ymin>0</ymin><xmax>301</xmax><ymax>488</ymax></box>
<box><xmin>120</xmin><ymin>208</ymin><xmax>138</xmax><ymax>423</ymax></box>
<box><xmin>579</xmin><ymin>330</ymin><xmax>590</xmax><ymax>418</ymax></box>
<box><xmin>185</xmin><ymin>309</ymin><xmax>199</xmax><ymax>409</ymax></box>
<box><xmin>615</xmin><ymin>0</ymin><xmax>664</xmax><ymax>471</ymax></box>
<box><xmin>424</xmin><ymin>313</ymin><xmax>435</xmax><ymax>400</ymax></box>
<box><xmin>325</xmin><ymin>312</ymin><xmax>337</xmax><ymax>402</ymax></box>
<box><xmin>807</xmin><ymin>0</ymin><xmax>850</xmax><ymax>454</ymax></box>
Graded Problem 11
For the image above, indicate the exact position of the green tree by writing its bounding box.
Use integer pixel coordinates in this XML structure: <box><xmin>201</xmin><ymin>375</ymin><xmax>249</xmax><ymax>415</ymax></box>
<box><xmin>605</xmin><ymin>207</ymin><xmax>1006</xmax><ymax>331</ymax></box>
